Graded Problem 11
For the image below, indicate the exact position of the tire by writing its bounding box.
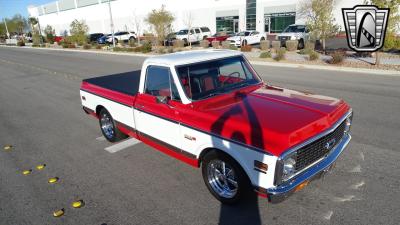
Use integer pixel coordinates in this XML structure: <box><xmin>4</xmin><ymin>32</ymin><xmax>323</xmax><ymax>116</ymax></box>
<box><xmin>298</xmin><ymin>39</ymin><xmax>305</xmax><ymax>49</ymax></box>
<box><xmin>201</xmin><ymin>150</ymin><xmax>251</xmax><ymax>204</ymax></box>
<box><xmin>129</xmin><ymin>36</ymin><xmax>136</xmax><ymax>42</ymax></box>
<box><xmin>183</xmin><ymin>38</ymin><xmax>188</xmax><ymax>46</ymax></box>
<box><xmin>203</xmin><ymin>35</ymin><xmax>207</xmax><ymax>40</ymax></box>
<box><xmin>242</xmin><ymin>40</ymin><xmax>247</xmax><ymax>46</ymax></box>
<box><xmin>260</xmin><ymin>37</ymin><xmax>265</xmax><ymax>41</ymax></box>
<box><xmin>98</xmin><ymin>108</ymin><xmax>127</xmax><ymax>142</ymax></box>
<box><xmin>114</xmin><ymin>38</ymin><xmax>118</xmax><ymax>44</ymax></box>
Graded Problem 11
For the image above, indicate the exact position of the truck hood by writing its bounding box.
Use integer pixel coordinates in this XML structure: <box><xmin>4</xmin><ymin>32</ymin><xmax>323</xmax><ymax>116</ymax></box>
<box><xmin>183</xmin><ymin>85</ymin><xmax>350</xmax><ymax>156</ymax></box>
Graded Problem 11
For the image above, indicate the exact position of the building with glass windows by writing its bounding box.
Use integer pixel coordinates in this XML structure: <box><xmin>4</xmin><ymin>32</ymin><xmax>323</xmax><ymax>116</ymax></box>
<box><xmin>28</xmin><ymin>0</ymin><xmax>362</xmax><ymax>36</ymax></box>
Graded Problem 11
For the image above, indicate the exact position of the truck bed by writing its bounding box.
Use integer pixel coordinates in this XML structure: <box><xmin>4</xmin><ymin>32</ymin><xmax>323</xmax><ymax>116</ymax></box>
<box><xmin>83</xmin><ymin>70</ymin><xmax>141</xmax><ymax>96</ymax></box>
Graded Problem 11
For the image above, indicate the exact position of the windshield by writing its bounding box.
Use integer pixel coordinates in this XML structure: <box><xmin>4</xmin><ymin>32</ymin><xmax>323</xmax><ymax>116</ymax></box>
<box><xmin>237</xmin><ymin>31</ymin><xmax>250</xmax><ymax>36</ymax></box>
<box><xmin>176</xmin><ymin>30</ymin><xmax>188</xmax><ymax>35</ymax></box>
<box><xmin>176</xmin><ymin>56</ymin><xmax>261</xmax><ymax>101</ymax></box>
<box><xmin>283</xmin><ymin>25</ymin><xmax>306</xmax><ymax>33</ymax></box>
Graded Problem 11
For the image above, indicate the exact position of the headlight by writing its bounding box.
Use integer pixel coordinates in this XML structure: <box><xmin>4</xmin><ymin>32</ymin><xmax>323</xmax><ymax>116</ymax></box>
<box><xmin>282</xmin><ymin>153</ymin><xmax>297</xmax><ymax>181</ymax></box>
<box><xmin>344</xmin><ymin>113</ymin><xmax>353</xmax><ymax>133</ymax></box>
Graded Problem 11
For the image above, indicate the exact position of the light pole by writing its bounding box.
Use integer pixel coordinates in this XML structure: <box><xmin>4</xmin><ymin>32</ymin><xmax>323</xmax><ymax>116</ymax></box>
<box><xmin>108</xmin><ymin>0</ymin><xmax>115</xmax><ymax>47</ymax></box>
<box><xmin>3</xmin><ymin>18</ymin><xmax>10</xmax><ymax>39</ymax></box>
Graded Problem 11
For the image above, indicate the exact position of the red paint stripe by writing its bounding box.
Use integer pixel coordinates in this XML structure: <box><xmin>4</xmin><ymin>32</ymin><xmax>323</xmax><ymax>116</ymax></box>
<box><xmin>139</xmin><ymin>134</ymin><xmax>199</xmax><ymax>167</ymax></box>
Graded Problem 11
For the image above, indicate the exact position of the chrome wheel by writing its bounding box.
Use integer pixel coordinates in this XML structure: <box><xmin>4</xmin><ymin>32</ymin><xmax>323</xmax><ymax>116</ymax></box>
<box><xmin>100</xmin><ymin>113</ymin><xmax>114</xmax><ymax>139</ymax></box>
<box><xmin>207</xmin><ymin>159</ymin><xmax>238</xmax><ymax>198</ymax></box>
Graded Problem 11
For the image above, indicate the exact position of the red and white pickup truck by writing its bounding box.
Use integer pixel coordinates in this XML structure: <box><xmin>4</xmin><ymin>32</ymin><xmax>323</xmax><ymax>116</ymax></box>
<box><xmin>80</xmin><ymin>50</ymin><xmax>353</xmax><ymax>204</ymax></box>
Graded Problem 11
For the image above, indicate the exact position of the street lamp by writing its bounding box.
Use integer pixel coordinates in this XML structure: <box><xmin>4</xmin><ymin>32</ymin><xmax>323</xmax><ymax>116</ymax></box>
<box><xmin>108</xmin><ymin>0</ymin><xmax>115</xmax><ymax>47</ymax></box>
<box><xmin>3</xmin><ymin>18</ymin><xmax>10</xmax><ymax>39</ymax></box>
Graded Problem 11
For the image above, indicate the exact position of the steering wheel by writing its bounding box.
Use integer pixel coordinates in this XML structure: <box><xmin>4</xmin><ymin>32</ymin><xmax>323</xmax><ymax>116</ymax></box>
<box><xmin>220</xmin><ymin>72</ymin><xmax>241</xmax><ymax>87</ymax></box>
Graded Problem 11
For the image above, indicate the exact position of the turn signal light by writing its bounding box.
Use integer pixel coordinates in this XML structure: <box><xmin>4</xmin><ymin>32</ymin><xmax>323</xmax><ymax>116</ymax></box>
<box><xmin>254</xmin><ymin>160</ymin><xmax>268</xmax><ymax>174</ymax></box>
<box><xmin>295</xmin><ymin>180</ymin><xmax>309</xmax><ymax>192</ymax></box>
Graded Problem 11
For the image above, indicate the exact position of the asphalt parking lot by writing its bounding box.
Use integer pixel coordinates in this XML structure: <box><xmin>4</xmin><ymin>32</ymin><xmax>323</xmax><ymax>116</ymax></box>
<box><xmin>0</xmin><ymin>46</ymin><xmax>399</xmax><ymax>225</ymax></box>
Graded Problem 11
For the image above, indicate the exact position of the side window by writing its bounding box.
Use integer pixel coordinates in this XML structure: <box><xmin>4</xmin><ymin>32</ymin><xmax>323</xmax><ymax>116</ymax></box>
<box><xmin>201</xmin><ymin>27</ymin><xmax>210</xmax><ymax>32</ymax></box>
<box><xmin>145</xmin><ymin>66</ymin><xmax>180</xmax><ymax>100</ymax></box>
<box><xmin>195</xmin><ymin>28</ymin><xmax>201</xmax><ymax>34</ymax></box>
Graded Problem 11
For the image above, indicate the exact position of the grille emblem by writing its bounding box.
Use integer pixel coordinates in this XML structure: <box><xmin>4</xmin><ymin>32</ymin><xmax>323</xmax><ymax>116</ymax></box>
<box><xmin>325</xmin><ymin>138</ymin><xmax>336</xmax><ymax>150</ymax></box>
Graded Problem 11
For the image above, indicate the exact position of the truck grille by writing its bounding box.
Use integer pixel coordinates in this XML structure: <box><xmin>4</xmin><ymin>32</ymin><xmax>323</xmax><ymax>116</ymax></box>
<box><xmin>295</xmin><ymin>120</ymin><xmax>347</xmax><ymax>171</ymax></box>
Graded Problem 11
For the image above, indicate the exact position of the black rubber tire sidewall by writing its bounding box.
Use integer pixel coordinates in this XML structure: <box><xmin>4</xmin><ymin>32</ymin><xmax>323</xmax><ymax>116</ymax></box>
<box><xmin>201</xmin><ymin>150</ymin><xmax>250</xmax><ymax>204</ymax></box>
<box><xmin>98</xmin><ymin>108</ymin><xmax>126</xmax><ymax>143</ymax></box>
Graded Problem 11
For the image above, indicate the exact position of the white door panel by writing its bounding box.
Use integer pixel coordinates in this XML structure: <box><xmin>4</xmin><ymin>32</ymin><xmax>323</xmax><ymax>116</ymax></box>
<box><xmin>134</xmin><ymin>109</ymin><xmax>180</xmax><ymax>148</ymax></box>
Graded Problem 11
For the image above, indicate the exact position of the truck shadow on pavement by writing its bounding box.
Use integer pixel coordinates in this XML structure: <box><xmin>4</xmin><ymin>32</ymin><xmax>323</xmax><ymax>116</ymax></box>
<box><xmin>210</xmin><ymin>95</ymin><xmax>263</xmax><ymax>225</ymax></box>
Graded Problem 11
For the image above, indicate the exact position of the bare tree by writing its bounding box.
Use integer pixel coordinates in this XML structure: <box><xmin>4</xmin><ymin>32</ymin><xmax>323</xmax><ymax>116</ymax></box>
<box><xmin>132</xmin><ymin>11</ymin><xmax>142</xmax><ymax>45</ymax></box>
<box><xmin>182</xmin><ymin>12</ymin><xmax>194</xmax><ymax>48</ymax></box>
<box><xmin>299</xmin><ymin>0</ymin><xmax>339</xmax><ymax>53</ymax></box>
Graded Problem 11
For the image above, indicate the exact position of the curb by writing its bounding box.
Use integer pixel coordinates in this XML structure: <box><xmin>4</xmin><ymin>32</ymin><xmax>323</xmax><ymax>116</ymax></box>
<box><xmin>250</xmin><ymin>60</ymin><xmax>400</xmax><ymax>76</ymax></box>
<box><xmin>1</xmin><ymin>45</ymin><xmax>399</xmax><ymax>76</ymax></box>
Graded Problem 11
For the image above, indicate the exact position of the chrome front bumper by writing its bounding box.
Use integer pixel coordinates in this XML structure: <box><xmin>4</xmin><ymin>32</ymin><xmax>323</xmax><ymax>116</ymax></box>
<box><xmin>265</xmin><ymin>133</ymin><xmax>352</xmax><ymax>203</ymax></box>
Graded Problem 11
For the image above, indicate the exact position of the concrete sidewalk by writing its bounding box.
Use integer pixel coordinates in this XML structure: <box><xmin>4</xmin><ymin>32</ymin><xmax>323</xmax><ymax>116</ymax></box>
<box><xmin>1</xmin><ymin>44</ymin><xmax>399</xmax><ymax>76</ymax></box>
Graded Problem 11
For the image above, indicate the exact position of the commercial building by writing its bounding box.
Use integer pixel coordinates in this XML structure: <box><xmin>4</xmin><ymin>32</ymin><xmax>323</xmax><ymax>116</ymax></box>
<box><xmin>27</xmin><ymin>0</ymin><xmax>362</xmax><ymax>36</ymax></box>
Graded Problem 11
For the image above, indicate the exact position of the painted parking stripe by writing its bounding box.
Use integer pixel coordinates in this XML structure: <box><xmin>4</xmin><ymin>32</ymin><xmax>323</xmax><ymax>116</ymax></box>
<box><xmin>96</xmin><ymin>136</ymin><xmax>106</xmax><ymax>141</ymax></box>
<box><xmin>104</xmin><ymin>138</ymin><xmax>141</xmax><ymax>153</ymax></box>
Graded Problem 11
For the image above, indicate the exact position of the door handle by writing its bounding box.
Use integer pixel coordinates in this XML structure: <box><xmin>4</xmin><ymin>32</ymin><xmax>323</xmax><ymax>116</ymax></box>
<box><xmin>136</xmin><ymin>104</ymin><xmax>145</xmax><ymax>108</ymax></box>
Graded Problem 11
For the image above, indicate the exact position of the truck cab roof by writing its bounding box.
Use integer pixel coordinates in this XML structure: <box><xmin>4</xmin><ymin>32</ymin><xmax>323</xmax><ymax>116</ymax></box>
<box><xmin>144</xmin><ymin>49</ymin><xmax>243</xmax><ymax>67</ymax></box>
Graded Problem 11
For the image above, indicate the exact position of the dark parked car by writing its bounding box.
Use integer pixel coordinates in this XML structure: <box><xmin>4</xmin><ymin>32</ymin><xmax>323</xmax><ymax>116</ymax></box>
<box><xmin>89</xmin><ymin>33</ymin><xmax>104</xmax><ymax>43</ymax></box>
<box><xmin>163</xmin><ymin>32</ymin><xmax>177</xmax><ymax>46</ymax></box>
<box><xmin>97</xmin><ymin>34</ymin><xmax>110</xmax><ymax>44</ymax></box>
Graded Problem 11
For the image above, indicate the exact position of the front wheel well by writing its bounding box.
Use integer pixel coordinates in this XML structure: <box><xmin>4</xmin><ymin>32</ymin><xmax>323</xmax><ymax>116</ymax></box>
<box><xmin>95</xmin><ymin>105</ymin><xmax>105</xmax><ymax>116</ymax></box>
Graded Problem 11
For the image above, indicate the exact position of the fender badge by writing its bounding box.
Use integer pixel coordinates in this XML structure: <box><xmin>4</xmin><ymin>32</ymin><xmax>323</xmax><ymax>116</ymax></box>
<box><xmin>184</xmin><ymin>134</ymin><xmax>196</xmax><ymax>141</ymax></box>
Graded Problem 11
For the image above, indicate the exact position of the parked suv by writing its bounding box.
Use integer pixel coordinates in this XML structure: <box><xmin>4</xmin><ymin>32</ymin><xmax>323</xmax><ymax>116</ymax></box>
<box><xmin>227</xmin><ymin>31</ymin><xmax>266</xmax><ymax>46</ymax></box>
<box><xmin>107</xmin><ymin>31</ymin><xmax>137</xmax><ymax>44</ymax></box>
<box><xmin>175</xmin><ymin>27</ymin><xmax>211</xmax><ymax>45</ymax></box>
<box><xmin>276</xmin><ymin>24</ymin><xmax>309</xmax><ymax>49</ymax></box>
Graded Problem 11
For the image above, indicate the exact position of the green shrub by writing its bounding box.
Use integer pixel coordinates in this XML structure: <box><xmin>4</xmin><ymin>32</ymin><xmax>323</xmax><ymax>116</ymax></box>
<box><xmin>259</xmin><ymin>51</ymin><xmax>271</xmax><ymax>58</ymax></box>
<box><xmin>141</xmin><ymin>41</ymin><xmax>152</xmax><ymax>53</ymax></box>
<box><xmin>286</xmin><ymin>40</ymin><xmax>298</xmax><ymax>51</ymax></box>
<box><xmin>330</xmin><ymin>51</ymin><xmax>345</xmax><ymax>64</ymax></box>
<box><xmin>32</xmin><ymin>44</ymin><xmax>40</xmax><ymax>48</ymax></box>
<box><xmin>83</xmin><ymin>44</ymin><xmax>91</xmax><ymax>49</ymax></box>
<box><xmin>305</xmin><ymin>41</ymin><xmax>315</xmax><ymax>50</ymax></box>
<box><xmin>240</xmin><ymin>45</ymin><xmax>252</xmax><ymax>52</ymax></box>
<box><xmin>384</xmin><ymin>33</ymin><xmax>400</xmax><ymax>50</ymax></box>
<box><xmin>128</xmin><ymin>39</ymin><xmax>136</xmax><ymax>47</ymax></box>
<box><xmin>17</xmin><ymin>40</ymin><xmax>25</xmax><ymax>46</ymax></box>
<box><xmin>113</xmin><ymin>47</ymin><xmax>124</xmax><ymax>52</ymax></box>
<box><xmin>299</xmin><ymin>48</ymin><xmax>313</xmax><ymax>55</ymax></box>
<box><xmin>274</xmin><ymin>47</ymin><xmax>286</xmax><ymax>61</ymax></box>
<box><xmin>62</xmin><ymin>43</ymin><xmax>69</xmax><ymax>48</ymax></box>
<box><xmin>308</xmin><ymin>50</ymin><xmax>319</xmax><ymax>61</ymax></box>
<box><xmin>228</xmin><ymin>44</ymin><xmax>238</xmax><ymax>50</ymax></box>
<box><xmin>69</xmin><ymin>19</ymin><xmax>89</xmax><ymax>45</ymax></box>
<box><xmin>260</xmin><ymin>40</ymin><xmax>270</xmax><ymax>51</ymax></box>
